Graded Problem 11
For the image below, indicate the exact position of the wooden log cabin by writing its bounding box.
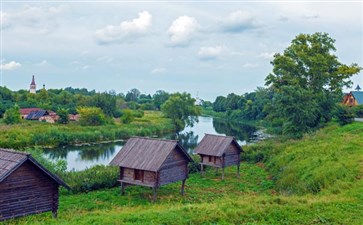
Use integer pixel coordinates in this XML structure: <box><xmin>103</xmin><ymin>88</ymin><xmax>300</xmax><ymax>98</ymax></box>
<box><xmin>110</xmin><ymin>137</ymin><xmax>193</xmax><ymax>202</ymax></box>
<box><xmin>195</xmin><ymin>134</ymin><xmax>243</xmax><ymax>180</ymax></box>
<box><xmin>0</xmin><ymin>148</ymin><xmax>69</xmax><ymax>221</ymax></box>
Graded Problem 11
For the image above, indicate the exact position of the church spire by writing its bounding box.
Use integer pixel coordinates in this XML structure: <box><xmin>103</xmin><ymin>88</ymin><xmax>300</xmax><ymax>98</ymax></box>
<box><xmin>355</xmin><ymin>84</ymin><xmax>361</xmax><ymax>91</ymax></box>
<box><xmin>30</xmin><ymin>75</ymin><xmax>36</xmax><ymax>94</ymax></box>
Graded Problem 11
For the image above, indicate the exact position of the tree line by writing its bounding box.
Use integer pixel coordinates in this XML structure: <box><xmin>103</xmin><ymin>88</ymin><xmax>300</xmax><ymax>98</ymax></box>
<box><xmin>0</xmin><ymin>86</ymin><xmax>201</xmax><ymax>131</ymax></box>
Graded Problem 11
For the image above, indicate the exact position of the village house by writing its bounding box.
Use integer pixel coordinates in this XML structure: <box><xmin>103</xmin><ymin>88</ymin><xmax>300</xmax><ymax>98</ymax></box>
<box><xmin>0</xmin><ymin>148</ymin><xmax>69</xmax><ymax>221</ymax></box>
<box><xmin>342</xmin><ymin>91</ymin><xmax>363</xmax><ymax>106</ymax></box>
<box><xmin>19</xmin><ymin>108</ymin><xmax>42</xmax><ymax>119</ymax></box>
<box><xmin>110</xmin><ymin>137</ymin><xmax>193</xmax><ymax>202</ymax></box>
<box><xmin>195</xmin><ymin>134</ymin><xmax>243</xmax><ymax>180</ymax></box>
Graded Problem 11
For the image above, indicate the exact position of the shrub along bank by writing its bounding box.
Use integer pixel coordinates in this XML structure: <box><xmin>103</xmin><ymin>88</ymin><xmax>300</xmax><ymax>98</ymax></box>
<box><xmin>0</xmin><ymin>111</ymin><xmax>174</xmax><ymax>149</ymax></box>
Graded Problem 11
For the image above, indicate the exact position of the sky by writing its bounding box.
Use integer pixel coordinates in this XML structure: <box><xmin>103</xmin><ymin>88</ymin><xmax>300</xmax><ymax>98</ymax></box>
<box><xmin>0</xmin><ymin>1</ymin><xmax>362</xmax><ymax>101</ymax></box>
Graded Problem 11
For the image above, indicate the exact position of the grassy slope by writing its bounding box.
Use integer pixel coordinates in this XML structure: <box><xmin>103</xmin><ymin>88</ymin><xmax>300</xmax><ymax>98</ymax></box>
<box><xmin>4</xmin><ymin>123</ymin><xmax>363</xmax><ymax>224</ymax></box>
<box><xmin>0</xmin><ymin>111</ymin><xmax>174</xmax><ymax>149</ymax></box>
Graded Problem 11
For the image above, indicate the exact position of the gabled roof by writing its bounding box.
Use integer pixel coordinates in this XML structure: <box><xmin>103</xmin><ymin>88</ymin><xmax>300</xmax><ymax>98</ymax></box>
<box><xmin>110</xmin><ymin>137</ymin><xmax>193</xmax><ymax>172</ymax></box>
<box><xmin>351</xmin><ymin>91</ymin><xmax>363</xmax><ymax>104</ymax></box>
<box><xmin>195</xmin><ymin>134</ymin><xmax>243</xmax><ymax>157</ymax></box>
<box><xmin>26</xmin><ymin>110</ymin><xmax>49</xmax><ymax>120</ymax></box>
<box><xmin>20</xmin><ymin>108</ymin><xmax>42</xmax><ymax>115</ymax></box>
<box><xmin>0</xmin><ymin>148</ymin><xmax>69</xmax><ymax>189</ymax></box>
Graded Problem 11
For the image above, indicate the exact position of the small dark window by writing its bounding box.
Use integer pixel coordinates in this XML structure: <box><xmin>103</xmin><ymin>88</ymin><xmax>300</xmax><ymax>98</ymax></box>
<box><xmin>209</xmin><ymin>156</ymin><xmax>212</xmax><ymax>162</ymax></box>
<box><xmin>134</xmin><ymin>169</ymin><xmax>144</xmax><ymax>181</ymax></box>
<box><xmin>213</xmin><ymin>156</ymin><xmax>217</xmax><ymax>164</ymax></box>
<box><xmin>349</xmin><ymin>98</ymin><xmax>354</xmax><ymax>104</ymax></box>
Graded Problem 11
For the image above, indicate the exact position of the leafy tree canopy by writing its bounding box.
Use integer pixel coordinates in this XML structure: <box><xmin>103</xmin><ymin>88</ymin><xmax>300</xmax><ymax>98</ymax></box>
<box><xmin>161</xmin><ymin>92</ymin><xmax>201</xmax><ymax>132</ymax></box>
<box><xmin>265</xmin><ymin>32</ymin><xmax>361</xmax><ymax>93</ymax></box>
<box><xmin>265</xmin><ymin>32</ymin><xmax>361</xmax><ymax>136</ymax></box>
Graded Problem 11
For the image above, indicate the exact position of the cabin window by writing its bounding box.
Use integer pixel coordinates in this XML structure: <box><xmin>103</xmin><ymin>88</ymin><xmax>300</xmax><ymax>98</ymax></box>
<box><xmin>208</xmin><ymin>156</ymin><xmax>216</xmax><ymax>163</ymax></box>
<box><xmin>134</xmin><ymin>169</ymin><xmax>144</xmax><ymax>181</ymax></box>
<box><xmin>349</xmin><ymin>98</ymin><xmax>354</xmax><ymax>104</ymax></box>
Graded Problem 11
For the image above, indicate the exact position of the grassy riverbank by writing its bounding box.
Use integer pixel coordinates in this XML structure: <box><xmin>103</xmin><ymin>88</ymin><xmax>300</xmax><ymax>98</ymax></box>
<box><xmin>5</xmin><ymin>122</ymin><xmax>363</xmax><ymax>224</ymax></box>
<box><xmin>0</xmin><ymin>111</ymin><xmax>175</xmax><ymax>149</ymax></box>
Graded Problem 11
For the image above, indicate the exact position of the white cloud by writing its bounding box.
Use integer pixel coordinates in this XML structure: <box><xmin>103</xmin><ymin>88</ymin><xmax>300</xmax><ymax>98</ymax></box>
<box><xmin>198</xmin><ymin>46</ymin><xmax>225</xmax><ymax>60</ymax></box>
<box><xmin>259</xmin><ymin>52</ymin><xmax>275</xmax><ymax>60</ymax></box>
<box><xmin>167</xmin><ymin>16</ymin><xmax>199</xmax><ymax>47</ymax></box>
<box><xmin>94</xmin><ymin>11</ymin><xmax>152</xmax><ymax>44</ymax></box>
<box><xmin>221</xmin><ymin>11</ymin><xmax>259</xmax><ymax>32</ymax></box>
<box><xmin>151</xmin><ymin>67</ymin><xmax>166</xmax><ymax>74</ymax></box>
<box><xmin>1</xmin><ymin>5</ymin><xmax>66</xmax><ymax>33</ymax></box>
<box><xmin>35</xmin><ymin>60</ymin><xmax>49</xmax><ymax>66</ymax></box>
<box><xmin>0</xmin><ymin>61</ymin><xmax>21</xmax><ymax>70</ymax></box>
<box><xmin>242</xmin><ymin>63</ymin><xmax>259</xmax><ymax>68</ymax></box>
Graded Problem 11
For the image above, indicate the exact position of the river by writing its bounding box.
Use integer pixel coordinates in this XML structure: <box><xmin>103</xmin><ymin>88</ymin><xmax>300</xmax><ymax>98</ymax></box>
<box><xmin>43</xmin><ymin>116</ymin><xmax>264</xmax><ymax>171</ymax></box>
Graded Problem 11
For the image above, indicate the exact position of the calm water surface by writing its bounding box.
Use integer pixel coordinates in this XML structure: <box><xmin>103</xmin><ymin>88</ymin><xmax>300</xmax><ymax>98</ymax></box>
<box><xmin>43</xmin><ymin>116</ymin><xmax>260</xmax><ymax>171</ymax></box>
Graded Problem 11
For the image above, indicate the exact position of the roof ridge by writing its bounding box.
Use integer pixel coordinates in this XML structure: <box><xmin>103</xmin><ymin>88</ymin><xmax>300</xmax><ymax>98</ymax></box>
<box><xmin>129</xmin><ymin>136</ymin><xmax>178</xmax><ymax>143</ymax></box>
<box><xmin>204</xmin><ymin>133</ymin><xmax>233</xmax><ymax>138</ymax></box>
<box><xmin>0</xmin><ymin>148</ymin><xmax>30</xmax><ymax>156</ymax></box>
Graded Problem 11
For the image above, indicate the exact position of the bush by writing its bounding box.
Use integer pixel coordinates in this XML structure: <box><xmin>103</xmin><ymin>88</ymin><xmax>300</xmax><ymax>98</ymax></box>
<box><xmin>3</xmin><ymin>105</ymin><xmax>21</xmax><ymax>124</ymax></box>
<box><xmin>334</xmin><ymin>104</ymin><xmax>354</xmax><ymax>125</ymax></box>
<box><xmin>133</xmin><ymin>109</ymin><xmax>144</xmax><ymax>118</ymax></box>
<box><xmin>77</xmin><ymin>107</ymin><xmax>107</xmax><ymax>126</ymax></box>
<box><xmin>121</xmin><ymin>109</ymin><xmax>134</xmax><ymax>124</ymax></box>
<box><xmin>61</xmin><ymin>165</ymin><xmax>119</xmax><ymax>193</ymax></box>
<box><xmin>352</xmin><ymin>105</ymin><xmax>363</xmax><ymax>118</ymax></box>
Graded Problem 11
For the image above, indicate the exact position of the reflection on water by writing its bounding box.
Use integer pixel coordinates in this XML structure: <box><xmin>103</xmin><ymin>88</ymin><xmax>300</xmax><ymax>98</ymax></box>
<box><xmin>44</xmin><ymin>116</ymin><xmax>260</xmax><ymax>171</ymax></box>
<box><xmin>44</xmin><ymin>142</ymin><xmax>124</xmax><ymax>171</ymax></box>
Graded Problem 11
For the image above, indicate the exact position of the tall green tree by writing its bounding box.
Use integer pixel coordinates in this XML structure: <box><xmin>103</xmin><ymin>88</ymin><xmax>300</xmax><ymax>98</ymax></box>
<box><xmin>57</xmin><ymin>108</ymin><xmax>70</xmax><ymax>124</ymax></box>
<box><xmin>161</xmin><ymin>92</ymin><xmax>201</xmax><ymax>132</ymax></box>
<box><xmin>265</xmin><ymin>32</ymin><xmax>361</xmax><ymax>136</ymax></box>
<box><xmin>4</xmin><ymin>105</ymin><xmax>21</xmax><ymax>124</ymax></box>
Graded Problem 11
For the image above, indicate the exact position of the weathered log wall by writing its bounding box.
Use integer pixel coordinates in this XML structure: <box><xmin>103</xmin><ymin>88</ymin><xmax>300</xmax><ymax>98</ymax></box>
<box><xmin>0</xmin><ymin>161</ymin><xmax>59</xmax><ymax>221</ymax></box>
<box><xmin>159</xmin><ymin>148</ymin><xmax>188</xmax><ymax>186</ymax></box>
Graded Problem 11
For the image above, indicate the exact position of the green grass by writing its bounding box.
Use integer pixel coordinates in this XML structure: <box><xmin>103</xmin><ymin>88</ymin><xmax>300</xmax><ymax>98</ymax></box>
<box><xmin>0</xmin><ymin>111</ymin><xmax>174</xmax><ymax>149</ymax></box>
<box><xmin>3</xmin><ymin>122</ymin><xmax>363</xmax><ymax>224</ymax></box>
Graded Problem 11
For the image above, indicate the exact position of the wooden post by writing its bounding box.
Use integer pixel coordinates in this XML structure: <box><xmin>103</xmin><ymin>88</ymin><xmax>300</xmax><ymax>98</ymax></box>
<box><xmin>222</xmin><ymin>155</ymin><xmax>225</xmax><ymax>180</ymax></box>
<box><xmin>52</xmin><ymin>192</ymin><xmax>58</xmax><ymax>218</ymax></box>
<box><xmin>200</xmin><ymin>164</ymin><xmax>204</xmax><ymax>176</ymax></box>
<box><xmin>52</xmin><ymin>210</ymin><xmax>58</xmax><ymax>219</ymax></box>
<box><xmin>152</xmin><ymin>187</ymin><xmax>157</xmax><ymax>202</ymax></box>
<box><xmin>120</xmin><ymin>182</ymin><xmax>125</xmax><ymax>195</ymax></box>
<box><xmin>222</xmin><ymin>167</ymin><xmax>225</xmax><ymax>180</ymax></box>
<box><xmin>237</xmin><ymin>160</ymin><xmax>241</xmax><ymax>178</ymax></box>
<box><xmin>181</xmin><ymin>179</ymin><xmax>186</xmax><ymax>195</ymax></box>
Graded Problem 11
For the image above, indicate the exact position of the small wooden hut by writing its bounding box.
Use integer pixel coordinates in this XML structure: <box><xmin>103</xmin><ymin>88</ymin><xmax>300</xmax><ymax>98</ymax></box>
<box><xmin>195</xmin><ymin>134</ymin><xmax>243</xmax><ymax>179</ymax></box>
<box><xmin>0</xmin><ymin>148</ymin><xmax>69</xmax><ymax>221</ymax></box>
<box><xmin>110</xmin><ymin>137</ymin><xmax>193</xmax><ymax>201</ymax></box>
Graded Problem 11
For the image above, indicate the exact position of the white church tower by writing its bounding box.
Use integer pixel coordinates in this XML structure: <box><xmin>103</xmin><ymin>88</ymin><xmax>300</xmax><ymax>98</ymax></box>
<box><xmin>29</xmin><ymin>75</ymin><xmax>36</xmax><ymax>94</ymax></box>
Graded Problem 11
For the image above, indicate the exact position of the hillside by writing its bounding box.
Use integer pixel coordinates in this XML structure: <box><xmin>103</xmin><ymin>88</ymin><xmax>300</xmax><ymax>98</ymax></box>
<box><xmin>4</xmin><ymin>122</ymin><xmax>363</xmax><ymax>224</ymax></box>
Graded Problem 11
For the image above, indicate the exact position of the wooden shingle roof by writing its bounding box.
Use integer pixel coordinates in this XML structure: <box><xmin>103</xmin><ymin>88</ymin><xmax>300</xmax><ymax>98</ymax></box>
<box><xmin>194</xmin><ymin>134</ymin><xmax>243</xmax><ymax>157</ymax></box>
<box><xmin>0</xmin><ymin>148</ymin><xmax>69</xmax><ymax>189</ymax></box>
<box><xmin>110</xmin><ymin>137</ymin><xmax>193</xmax><ymax>172</ymax></box>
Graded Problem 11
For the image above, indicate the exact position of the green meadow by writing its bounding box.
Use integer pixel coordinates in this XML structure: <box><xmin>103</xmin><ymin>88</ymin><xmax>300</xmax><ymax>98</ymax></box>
<box><xmin>5</xmin><ymin>122</ymin><xmax>363</xmax><ymax>224</ymax></box>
